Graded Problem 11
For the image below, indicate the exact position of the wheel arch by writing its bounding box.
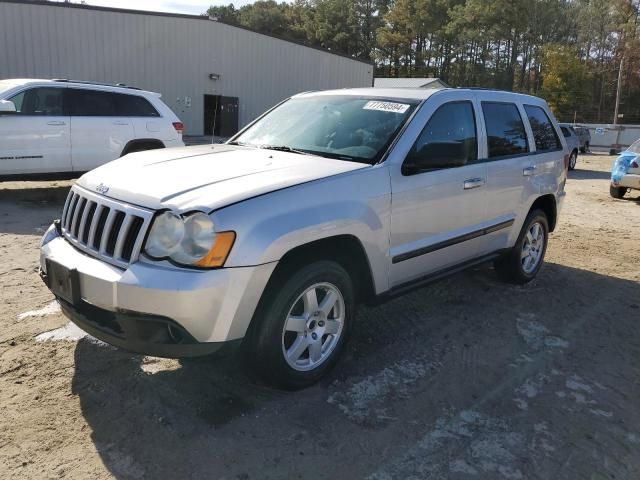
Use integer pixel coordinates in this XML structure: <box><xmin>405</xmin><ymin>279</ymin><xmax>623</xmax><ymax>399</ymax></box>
<box><xmin>263</xmin><ymin>234</ymin><xmax>376</xmax><ymax>305</ymax></box>
<box><xmin>529</xmin><ymin>194</ymin><xmax>557</xmax><ymax>232</ymax></box>
<box><xmin>121</xmin><ymin>138</ymin><xmax>165</xmax><ymax>156</ymax></box>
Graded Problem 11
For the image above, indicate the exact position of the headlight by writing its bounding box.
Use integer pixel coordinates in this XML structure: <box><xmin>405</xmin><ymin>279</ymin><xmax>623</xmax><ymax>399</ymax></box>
<box><xmin>144</xmin><ymin>211</ymin><xmax>184</xmax><ymax>258</ymax></box>
<box><xmin>40</xmin><ymin>222</ymin><xmax>59</xmax><ymax>248</ymax></box>
<box><xmin>144</xmin><ymin>211</ymin><xmax>235</xmax><ymax>268</ymax></box>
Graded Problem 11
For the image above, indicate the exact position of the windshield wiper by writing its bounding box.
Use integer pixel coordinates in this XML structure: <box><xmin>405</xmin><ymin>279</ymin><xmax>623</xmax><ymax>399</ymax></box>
<box><xmin>228</xmin><ymin>142</ymin><xmax>366</xmax><ymax>163</ymax></box>
<box><xmin>257</xmin><ymin>145</ymin><xmax>311</xmax><ymax>156</ymax></box>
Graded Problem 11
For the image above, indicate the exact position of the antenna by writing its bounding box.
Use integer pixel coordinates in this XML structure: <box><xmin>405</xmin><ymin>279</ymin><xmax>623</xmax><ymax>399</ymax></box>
<box><xmin>211</xmin><ymin>96</ymin><xmax>218</xmax><ymax>145</ymax></box>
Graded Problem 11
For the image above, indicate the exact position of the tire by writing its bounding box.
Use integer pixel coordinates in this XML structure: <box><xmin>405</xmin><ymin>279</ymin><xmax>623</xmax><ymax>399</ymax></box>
<box><xmin>247</xmin><ymin>260</ymin><xmax>355</xmax><ymax>389</ymax></box>
<box><xmin>610</xmin><ymin>185</ymin><xmax>627</xmax><ymax>199</ymax></box>
<box><xmin>568</xmin><ymin>150</ymin><xmax>578</xmax><ymax>170</ymax></box>
<box><xmin>494</xmin><ymin>209</ymin><xmax>549</xmax><ymax>285</ymax></box>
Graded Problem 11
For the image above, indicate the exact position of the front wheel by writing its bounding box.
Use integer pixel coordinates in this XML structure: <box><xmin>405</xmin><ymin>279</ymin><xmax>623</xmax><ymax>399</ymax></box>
<box><xmin>494</xmin><ymin>210</ymin><xmax>549</xmax><ymax>284</ymax></box>
<box><xmin>610</xmin><ymin>185</ymin><xmax>627</xmax><ymax>199</ymax></box>
<box><xmin>247</xmin><ymin>260</ymin><xmax>355</xmax><ymax>389</ymax></box>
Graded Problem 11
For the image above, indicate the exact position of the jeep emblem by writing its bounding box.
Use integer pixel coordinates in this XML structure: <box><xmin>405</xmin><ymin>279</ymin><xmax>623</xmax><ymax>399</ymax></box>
<box><xmin>96</xmin><ymin>183</ymin><xmax>109</xmax><ymax>195</ymax></box>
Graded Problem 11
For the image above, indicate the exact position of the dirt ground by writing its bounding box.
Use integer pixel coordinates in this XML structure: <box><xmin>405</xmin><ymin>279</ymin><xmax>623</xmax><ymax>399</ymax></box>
<box><xmin>1</xmin><ymin>153</ymin><xmax>639</xmax><ymax>480</ymax></box>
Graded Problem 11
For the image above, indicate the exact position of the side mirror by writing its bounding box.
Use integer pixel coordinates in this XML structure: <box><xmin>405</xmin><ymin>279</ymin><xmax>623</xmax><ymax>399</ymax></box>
<box><xmin>403</xmin><ymin>141</ymin><xmax>467</xmax><ymax>174</ymax></box>
<box><xmin>0</xmin><ymin>100</ymin><xmax>17</xmax><ymax>114</ymax></box>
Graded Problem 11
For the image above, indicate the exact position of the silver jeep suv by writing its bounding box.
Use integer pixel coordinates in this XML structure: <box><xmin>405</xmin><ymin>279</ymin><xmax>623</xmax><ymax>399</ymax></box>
<box><xmin>40</xmin><ymin>88</ymin><xmax>567</xmax><ymax>388</ymax></box>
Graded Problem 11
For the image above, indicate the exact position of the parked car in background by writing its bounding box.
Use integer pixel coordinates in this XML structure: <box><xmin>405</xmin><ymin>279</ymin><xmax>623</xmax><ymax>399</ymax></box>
<box><xmin>559</xmin><ymin>123</ymin><xmax>580</xmax><ymax>170</ymax></box>
<box><xmin>0</xmin><ymin>79</ymin><xmax>184</xmax><ymax>179</ymax></box>
<box><xmin>610</xmin><ymin>138</ymin><xmax>640</xmax><ymax>198</ymax></box>
<box><xmin>40</xmin><ymin>87</ymin><xmax>567</xmax><ymax>389</ymax></box>
<box><xmin>573</xmin><ymin>125</ymin><xmax>591</xmax><ymax>153</ymax></box>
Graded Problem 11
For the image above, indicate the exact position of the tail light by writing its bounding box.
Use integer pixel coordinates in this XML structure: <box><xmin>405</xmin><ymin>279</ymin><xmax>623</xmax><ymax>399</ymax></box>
<box><xmin>172</xmin><ymin>122</ymin><xmax>184</xmax><ymax>135</ymax></box>
<box><xmin>563</xmin><ymin>154</ymin><xmax>570</xmax><ymax>170</ymax></box>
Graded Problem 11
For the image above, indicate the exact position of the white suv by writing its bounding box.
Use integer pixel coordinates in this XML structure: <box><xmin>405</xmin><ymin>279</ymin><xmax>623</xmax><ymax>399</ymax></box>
<box><xmin>40</xmin><ymin>88</ymin><xmax>567</xmax><ymax>389</ymax></box>
<box><xmin>0</xmin><ymin>79</ymin><xmax>184</xmax><ymax>179</ymax></box>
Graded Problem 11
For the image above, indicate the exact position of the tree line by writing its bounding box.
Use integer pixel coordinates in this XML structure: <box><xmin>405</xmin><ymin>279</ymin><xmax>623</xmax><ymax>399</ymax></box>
<box><xmin>208</xmin><ymin>0</ymin><xmax>640</xmax><ymax>124</ymax></box>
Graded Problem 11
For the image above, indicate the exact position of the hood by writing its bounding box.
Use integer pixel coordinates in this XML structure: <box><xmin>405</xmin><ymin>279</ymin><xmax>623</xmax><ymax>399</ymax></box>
<box><xmin>78</xmin><ymin>144</ymin><xmax>368</xmax><ymax>211</ymax></box>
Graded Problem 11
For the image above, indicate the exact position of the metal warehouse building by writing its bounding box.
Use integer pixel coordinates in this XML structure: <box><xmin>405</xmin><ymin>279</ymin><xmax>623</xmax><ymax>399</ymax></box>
<box><xmin>0</xmin><ymin>0</ymin><xmax>373</xmax><ymax>135</ymax></box>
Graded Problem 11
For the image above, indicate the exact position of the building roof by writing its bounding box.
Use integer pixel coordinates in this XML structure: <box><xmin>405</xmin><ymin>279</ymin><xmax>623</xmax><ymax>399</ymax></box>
<box><xmin>374</xmin><ymin>78</ymin><xmax>448</xmax><ymax>89</ymax></box>
<box><xmin>1</xmin><ymin>0</ymin><xmax>372</xmax><ymax>66</ymax></box>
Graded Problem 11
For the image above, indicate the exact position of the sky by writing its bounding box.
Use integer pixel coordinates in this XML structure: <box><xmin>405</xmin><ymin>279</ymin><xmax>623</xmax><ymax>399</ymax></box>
<box><xmin>50</xmin><ymin>0</ymin><xmax>259</xmax><ymax>15</ymax></box>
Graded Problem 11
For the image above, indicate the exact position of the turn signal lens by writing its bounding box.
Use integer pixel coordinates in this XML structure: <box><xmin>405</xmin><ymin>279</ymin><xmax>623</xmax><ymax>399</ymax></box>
<box><xmin>194</xmin><ymin>231</ymin><xmax>236</xmax><ymax>268</ymax></box>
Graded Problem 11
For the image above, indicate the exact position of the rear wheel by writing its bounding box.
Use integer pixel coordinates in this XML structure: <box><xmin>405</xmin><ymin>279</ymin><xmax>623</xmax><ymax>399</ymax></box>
<box><xmin>610</xmin><ymin>185</ymin><xmax>627</xmax><ymax>199</ymax></box>
<box><xmin>568</xmin><ymin>150</ymin><xmax>578</xmax><ymax>170</ymax></box>
<box><xmin>494</xmin><ymin>209</ymin><xmax>549</xmax><ymax>284</ymax></box>
<box><xmin>247</xmin><ymin>260</ymin><xmax>354</xmax><ymax>389</ymax></box>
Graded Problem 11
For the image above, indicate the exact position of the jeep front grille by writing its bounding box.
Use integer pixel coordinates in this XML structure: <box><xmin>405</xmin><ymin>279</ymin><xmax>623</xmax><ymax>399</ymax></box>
<box><xmin>60</xmin><ymin>186</ymin><xmax>153</xmax><ymax>268</ymax></box>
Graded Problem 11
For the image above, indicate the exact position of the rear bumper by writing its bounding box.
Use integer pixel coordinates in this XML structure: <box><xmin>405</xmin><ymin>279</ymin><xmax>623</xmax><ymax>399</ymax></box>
<box><xmin>556</xmin><ymin>189</ymin><xmax>566</xmax><ymax>218</ymax></box>
<box><xmin>615</xmin><ymin>173</ymin><xmax>640</xmax><ymax>190</ymax></box>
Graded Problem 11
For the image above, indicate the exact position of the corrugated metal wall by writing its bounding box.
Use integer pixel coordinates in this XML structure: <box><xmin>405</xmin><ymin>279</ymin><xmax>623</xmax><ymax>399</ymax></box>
<box><xmin>0</xmin><ymin>1</ymin><xmax>373</xmax><ymax>135</ymax></box>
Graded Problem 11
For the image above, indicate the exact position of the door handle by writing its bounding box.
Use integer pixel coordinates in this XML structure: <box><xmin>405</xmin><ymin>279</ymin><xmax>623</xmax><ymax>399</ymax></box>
<box><xmin>464</xmin><ymin>177</ymin><xmax>486</xmax><ymax>190</ymax></box>
<box><xmin>46</xmin><ymin>121</ymin><xmax>66</xmax><ymax>126</ymax></box>
<box><xmin>523</xmin><ymin>165</ymin><xmax>537</xmax><ymax>176</ymax></box>
<box><xmin>113</xmin><ymin>120</ymin><xmax>129</xmax><ymax>125</ymax></box>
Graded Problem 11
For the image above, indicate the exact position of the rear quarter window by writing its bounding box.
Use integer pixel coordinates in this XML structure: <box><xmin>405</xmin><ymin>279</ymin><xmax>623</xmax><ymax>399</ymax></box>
<box><xmin>116</xmin><ymin>94</ymin><xmax>159</xmax><ymax>117</ymax></box>
<box><xmin>524</xmin><ymin>105</ymin><xmax>562</xmax><ymax>152</ymax></box>
<box><xmin>481</xmin><ymin>102</ymin><xmax>529</xmax><ymax>158</ymax></box>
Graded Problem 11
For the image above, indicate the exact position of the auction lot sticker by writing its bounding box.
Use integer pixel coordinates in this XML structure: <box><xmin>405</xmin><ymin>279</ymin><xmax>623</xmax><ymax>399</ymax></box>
<box><xmin>363</xmin><ymin>101</ymin><xmax>410</xmax><ymax>114</ymax></box>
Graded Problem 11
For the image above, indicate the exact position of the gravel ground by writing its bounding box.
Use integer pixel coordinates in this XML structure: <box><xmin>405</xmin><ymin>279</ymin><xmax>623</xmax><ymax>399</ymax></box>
<box><xmin>1</xmin><ymin>153</ymin><xmax>639</xmax><ymax>480</ymax></box>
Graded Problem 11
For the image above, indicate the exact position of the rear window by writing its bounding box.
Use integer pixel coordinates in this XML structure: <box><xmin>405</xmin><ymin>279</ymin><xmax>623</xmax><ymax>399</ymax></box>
<box><xmin>525</xmin><ymin>105</ymin><xmax>562</xmax><ymax>152</ymax></box>
<box><xmin>560</xmin><ymin>126</ymin><xmax>571</xmax><ymax>138</ymax></box>
<box><xmin>482</xmin><ymin>102</ymin><xmax>529</xmax><ymax>158</ymax></box>
<box><xmin>67</xmin><ymin>89</ymin><xmax>159</xmax><ymax>117</ymax></box>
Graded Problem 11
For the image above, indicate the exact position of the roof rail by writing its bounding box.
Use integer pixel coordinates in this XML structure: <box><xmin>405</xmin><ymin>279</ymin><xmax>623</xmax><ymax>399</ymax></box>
<box><xmin>51</xmin><ymin>79</ymin><xmax>142</xmax><ymax>90</ymax></box>
<box><xmin>456</xmin><ymin>87</ymin><xmax>508</xmax><ymax>92</ymax></box>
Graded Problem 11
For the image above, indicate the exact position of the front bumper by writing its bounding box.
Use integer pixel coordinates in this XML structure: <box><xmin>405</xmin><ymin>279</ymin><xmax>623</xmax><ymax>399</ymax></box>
<box><xmin>615</xmin><ymin>173</ymin><xmax>640</xmax><ymax>190</ymax></box>
<box><xmin>53</xmin><ymin>296</ymin><xmax>234</xmax><ymax>357</ymax></box>
<box><xmin>40</xmin><ymin>224</ymin><xmax>277</xmax><ymax>354</ymax></box>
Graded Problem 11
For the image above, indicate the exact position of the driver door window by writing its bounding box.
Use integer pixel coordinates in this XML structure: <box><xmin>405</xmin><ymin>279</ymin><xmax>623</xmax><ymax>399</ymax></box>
<box><xmin>9</xmin><ymin>88</ymin><xmax>65</xmax><ymax>116</ymax></box>
<box><xmin>403</xmin><ymin>101</ymin><xmax>477</xmax><ymax>174</ymax></box>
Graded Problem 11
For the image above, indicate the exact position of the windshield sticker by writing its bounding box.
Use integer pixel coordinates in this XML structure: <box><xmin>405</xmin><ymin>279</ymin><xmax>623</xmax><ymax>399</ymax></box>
<box><xmin>363</xmin><ymin>101</ymin><xmax>410</xmax><ymax>114</ymax></box>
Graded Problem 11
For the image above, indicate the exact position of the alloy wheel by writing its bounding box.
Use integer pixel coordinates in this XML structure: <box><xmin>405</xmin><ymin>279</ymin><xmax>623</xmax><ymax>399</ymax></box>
<box><xmin>281</xmin><ymin>282</ymin><xmax>345</xmax><ymax>372</ymax></box>
<box><xmin>521</xmin><ymin>222</ymin><xmax>545</xmax><ymax>274</ymax></box>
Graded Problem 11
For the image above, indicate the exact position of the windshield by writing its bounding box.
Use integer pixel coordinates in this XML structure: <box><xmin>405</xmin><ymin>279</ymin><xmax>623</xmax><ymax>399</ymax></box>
<box><xmin>230</xmin><ymin>95</ymin><xmax>420</xmax><ymax>164</ymax></box>
<box><xmin>0</xmin><ymin>80</ymin><xmax>20</xmax><ymax>97</ymax></box>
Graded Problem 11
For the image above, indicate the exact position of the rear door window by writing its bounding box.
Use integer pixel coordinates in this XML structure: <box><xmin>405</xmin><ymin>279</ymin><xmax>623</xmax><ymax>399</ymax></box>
<box><xmin>67</xmin><ymin>89</ymin><xmax>118</xmax><ymax>116</ymax></box>
<box><xmin>481</xmin><ymin>102</ymin><xmax>529</xmax><ymax>158</ymax></box>
<box><xmin>524</xmin><ymin>105</ymin><xmax>562</xmax><ymax>152</ymax></box>
<box><xmin>8</xmin><ymin>88</ymin><xmax>65</xmax><ymax>116</ymax></box>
